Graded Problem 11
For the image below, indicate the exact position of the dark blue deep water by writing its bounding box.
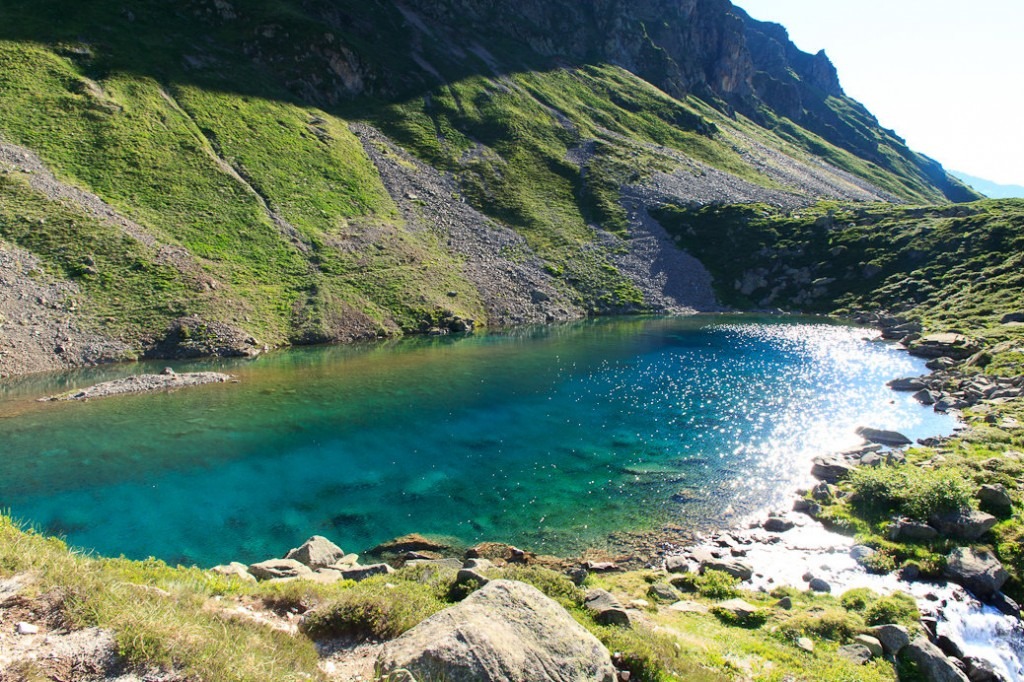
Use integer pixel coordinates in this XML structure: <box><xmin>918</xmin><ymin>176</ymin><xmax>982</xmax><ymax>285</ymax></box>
<box><xmin>0</xmin><ymin>316</ymin><xmax>954</xmax><ymax>566</ymax></box>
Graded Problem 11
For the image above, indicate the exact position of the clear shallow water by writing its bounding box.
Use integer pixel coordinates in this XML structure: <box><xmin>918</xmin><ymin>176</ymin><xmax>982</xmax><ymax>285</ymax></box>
<box><xmin>0</xmin><ymin>316</ymin><xmax>955</xmax><ymax>566</ymax></box>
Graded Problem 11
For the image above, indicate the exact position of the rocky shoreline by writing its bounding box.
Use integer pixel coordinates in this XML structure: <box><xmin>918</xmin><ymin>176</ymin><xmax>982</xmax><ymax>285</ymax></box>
<box><xmin>197</xmin><ymin>319</ymin><xmax>1022</xmax><ymax>680</ymax></box>
<box><xmin>38</xmin><ymin>368</ymin><xmax>235</xmax><ymax>401</ymax></box>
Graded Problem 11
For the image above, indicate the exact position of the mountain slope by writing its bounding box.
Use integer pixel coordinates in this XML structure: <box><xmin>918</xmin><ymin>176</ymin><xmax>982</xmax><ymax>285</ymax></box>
<box><xmin>0</xmin><ymin>0</ymin><xmax>979</xmax><ymax>376</ymax></box>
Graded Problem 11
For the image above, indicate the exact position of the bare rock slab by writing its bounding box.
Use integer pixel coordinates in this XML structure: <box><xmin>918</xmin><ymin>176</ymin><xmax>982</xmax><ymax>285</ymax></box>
<box><xmin>42</xmin><ymin>372</ymin><xmax>233</xmax><ymax>401</ymax></box>
<box><xmin>379</xmin><ymin>580</ymin><xmax>616</xmax><ymax>682</ymax></box>
<box><xmin>284</xmin><ymin>535</ymin><xmax>346</xmax><ymax>569</ymax></box>
<box><xmin>247</xmin><ymin>558</ymin><xmax>313</xmax><ymax>581</ymax></box>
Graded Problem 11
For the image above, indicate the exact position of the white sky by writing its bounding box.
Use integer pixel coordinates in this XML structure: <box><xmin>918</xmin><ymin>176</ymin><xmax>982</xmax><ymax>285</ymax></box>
<box><xmin>734</xmin><ymin>0</ymin><xmax>1024</xmax><ymax>187</ymax></box>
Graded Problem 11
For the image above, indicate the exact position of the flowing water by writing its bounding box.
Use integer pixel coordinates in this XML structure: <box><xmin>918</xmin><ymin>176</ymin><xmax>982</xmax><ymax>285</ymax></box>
<box><xmin>0</xmin><ymin>315</ymin><xmax>954</xmax><ymax>567</ymax></box>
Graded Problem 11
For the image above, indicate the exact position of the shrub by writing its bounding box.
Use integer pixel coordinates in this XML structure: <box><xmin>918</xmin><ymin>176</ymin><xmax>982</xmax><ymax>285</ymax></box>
<box><xmin>693</xmin><ymin>570</ymin><xmax>740</xmax><ymax>600</ymax></box>
<box><xmin>779</xmin><ymin>608</ymin><xmax>864</xmax><ymax>642</ymax></box>
<box><xmin>864</xmin><ymin>592</ymin><xmax>919</xmax><ymax>627</ymax></box>
<box><xmin>848</xmin><ymin>465</ymin><xmax>973</xmax><ymax>520</ymax></box>
<box><xmin>839</xmin><ymin>587</ymin><xmax>879</xmax><ymax>612</ymax></box>
<box><xmin>710</xmin><ymin>604</ymin><xmax>769</xmax><ymax>628</ymax></box>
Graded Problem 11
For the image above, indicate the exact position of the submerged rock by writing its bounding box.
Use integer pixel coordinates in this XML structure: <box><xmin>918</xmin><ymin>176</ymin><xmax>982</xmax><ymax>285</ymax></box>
<box><xmin>379</xmin><ymin>580</ymin><xmax>616</xmax><ymax>682</ymax></box>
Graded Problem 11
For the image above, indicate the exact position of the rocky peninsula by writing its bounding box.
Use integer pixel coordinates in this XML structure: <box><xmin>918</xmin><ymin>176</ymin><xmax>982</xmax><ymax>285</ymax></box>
<box><xmin>39</xmin><ymin>368</ymin><xmax>235</xmax><ymax>402</ymax></box>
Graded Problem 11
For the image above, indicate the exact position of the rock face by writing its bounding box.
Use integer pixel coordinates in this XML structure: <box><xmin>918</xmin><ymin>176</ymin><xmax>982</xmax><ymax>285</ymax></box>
<box><xmin>900</xmin><ymin>637</ymin><xmax>970</xmax><ymax>682</ymax></box>
<box><xmin>284</xmin><ymin>536</ymin><xmax>346</xmax><ymax>569</ymax></box>
<box><xmin>944</xmin><ymin>547</ymin><xmax>1009</xmax><ymax>599</ymax></box>
<box><xmin>378</xmin><ymin>580</ymin><xmax>616</xmax><ymax>682</ymax></box>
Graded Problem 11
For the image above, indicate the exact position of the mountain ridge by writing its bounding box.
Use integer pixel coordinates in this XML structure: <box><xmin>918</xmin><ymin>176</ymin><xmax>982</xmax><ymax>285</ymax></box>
<box><xmin>0</xmin><ymin>0</ymin><xmax>984</xmax><ymax>376</ymax></box>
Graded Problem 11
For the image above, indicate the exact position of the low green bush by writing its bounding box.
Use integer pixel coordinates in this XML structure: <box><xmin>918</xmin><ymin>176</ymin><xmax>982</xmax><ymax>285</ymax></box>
<box><xmin>839</xmin><ymin>587</ymin><xmax>879</xmax><ymax>612</ymax></box>
<box><xmin>779</xmin><ymin>608</ymin><xmax>864</xmax><ymax>642</ymax></box>
<box><xmin>864</xmin><ymin>592</ymin><xmax>919</xmax><ymax>627</ymax></box>
<box><xmin>848</xmin><ymin>465</ymin><xmax>974</xmax><ymax>520</ymax></box>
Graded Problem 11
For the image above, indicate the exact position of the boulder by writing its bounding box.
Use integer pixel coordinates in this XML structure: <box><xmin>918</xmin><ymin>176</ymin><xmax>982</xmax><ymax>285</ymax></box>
<box><xmin>914</xmin><ymin>389</ymin><xmax>937</xmax><ymax>405</ymax></box>
<box><xmin>247</xmin><ymin>559</ymin><xmax>313</xmax><ymax>581</ymax></box>
<box><xmin>210</xmin><ymin>561</ymin><xmax>258</xmax><ymax>582</ymax></box>
<box><xmin>1000</xmin><ymin>312</ymin><xmax>1024</xmax><ymax>324</ymax></box>
<box><xmin>339</xmin><ymin>563</ymin><xmax>395</xmax><ymax>582</ymax></box>
<box><xmin>869</xmin><ymin>624</ymin><xmax>910</xmax><ymax>656</ymax></box>
<box><xmin>850</xmin><ymin>545</ymin><xmax>876</xmax><ymax>566</ymax></box>
<box><xmin>838</xmin><ymin>644</ymin><xmax>873</xmax><ymax>665</ymax></box>
<box><xmin>763</xmin><ymin>517</ymin><xmax>794</xmax><ymax>532</ymax></box>
<box><xmin>888</xmin><ymin>377</ymin><xmax>928</xmax><ymax>392</ymax></box>
<box><xmin>853</xmin><ymin>634</ymin><xmax>884</xmax><ymax>658</ymax></box>
<box><xmin>926</xmin><ymin>357</ymin><xmax>959</xmax><ymax>371</ymax></box>
<box><xmin>699</xmin><ymin>558</ymin><xmax>753</xmax><ymax>581</ymax></box>
<box><xmin>888</xmin><ymin>518</ymin><xmax>940</xmax><ymax>542</ymax></box>
<box><xmin>977</xmin><ymin>484</ymin><xmax>1013</xmax><ymax>517</ymax></box>
<box><xmin>647</xmin><ymin>583</ymin><xmax>678</xmax><ymax>602</ymax></box>
<box><xmin>964</xmin><ymin>656</ymin><xmax>1010</xmax><ymax>682</ymax></box>
<box><xmin>796</xmin><ymin>637</ymin><xmax>814</xmax><ymax>653</ymax></box>
<box><xmin>378</xmin><ymin>580</ymin><xmax>616</xmax><ymax>682</ymax></box>
<box><xmin>944</xmin><ymin>547</ymin><xmax>1008</xmax><ymax>599</ymax></box>
<box><xmin>664</xmin><ymin>555</ymin><xmax>689</xmax><ymax>573</ymax></box>
<box><xmin>284</xmin><ymin>535</ymin><xmax>345</xmax><ymax>569</ymax></box>
<box><xmin>899</xmin><ymin>637</ymin><xmax>970</xmax><ymax>682</ymax></box>
<box><xmin>584</xmin><ymin>589</ymin><xmax>630</xmax><ymax>627</ymax></box>
<box><xmin>712</xmin><ymin>599</ymin><xmax>760</xmax><ymax>620</ymax></box>
<box><xmin>808</xmin><ymin>578</ymin><xmax>831</xmax><ymax>593</ymax></box>
<box><xmin>855</xmin><ymin>426</ymin><xmax>912</xmax><ymax>447</ymax></box>
<box><xmin>455</xmin><ymin>568</ymin><xmax>491</xmax><ymax>590</ymax></box>
<box><xmin>909</xmin><ymin>333</ymin><xmax>981</xmax><ymax>360</ymax></box>
<box><xmin>811</xmin><ymin>456</ymin><xmax>853</xmax><ymax>483</ymax></box>
<box><xmin>929</xmin><ymin>510</ymin><xmax>997</xmax><ymax>541</ymax></box>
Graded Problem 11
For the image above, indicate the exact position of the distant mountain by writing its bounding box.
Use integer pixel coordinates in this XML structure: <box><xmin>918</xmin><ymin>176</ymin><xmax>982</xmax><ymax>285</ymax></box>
<box><xmin>951</xmin><ymin>171</ymin><xmax>1024</xmax><ymax>199</ymax></box>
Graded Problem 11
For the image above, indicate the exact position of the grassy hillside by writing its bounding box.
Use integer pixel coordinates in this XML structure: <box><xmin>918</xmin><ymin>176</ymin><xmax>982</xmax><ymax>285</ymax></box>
<box><xmin>0</xmin><ymin>0</ymin><xmax>981</xmax><ymax>369</ymax></box>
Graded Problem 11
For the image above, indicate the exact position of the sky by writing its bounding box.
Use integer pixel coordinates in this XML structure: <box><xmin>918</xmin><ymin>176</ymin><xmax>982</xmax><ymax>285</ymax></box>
<box><xmin>734</xmin><ymin>0</ymin><xmax>1024</xmax><ymax>187</ymax></box>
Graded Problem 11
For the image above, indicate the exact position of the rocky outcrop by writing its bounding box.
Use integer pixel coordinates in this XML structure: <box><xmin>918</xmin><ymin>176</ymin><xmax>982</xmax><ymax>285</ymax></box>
<box><xmin>378</xmin><ymin>580</ymin><xmax>616</xmax><ymax>682</ymax></box>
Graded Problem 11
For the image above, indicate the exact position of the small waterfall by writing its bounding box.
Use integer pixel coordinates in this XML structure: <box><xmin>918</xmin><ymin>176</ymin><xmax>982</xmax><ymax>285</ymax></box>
<box><xmin>932</xmin><ymin>591</ymin><xmax>1024</xmax><ymax>682</ymax></box>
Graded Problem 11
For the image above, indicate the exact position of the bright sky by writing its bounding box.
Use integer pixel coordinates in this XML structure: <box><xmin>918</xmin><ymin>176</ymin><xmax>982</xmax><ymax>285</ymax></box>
<box><xmin>735</xmin><ymin>0</ymin><xmax>1024</xmax><ymax>187</ymax></box>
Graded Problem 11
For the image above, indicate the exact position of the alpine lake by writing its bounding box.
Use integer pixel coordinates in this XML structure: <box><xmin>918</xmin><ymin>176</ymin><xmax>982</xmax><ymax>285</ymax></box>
<box><xmin>0</xmin><ymin>315</ymin><xmax>956</xmax><ymax>567</ymax></box>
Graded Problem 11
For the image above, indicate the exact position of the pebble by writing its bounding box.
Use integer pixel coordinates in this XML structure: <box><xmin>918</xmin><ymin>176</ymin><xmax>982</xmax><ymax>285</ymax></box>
<box><xmin>16</xmin><ymin>622</ymin><xmax>39</xmax><ymax>635</ymax></box>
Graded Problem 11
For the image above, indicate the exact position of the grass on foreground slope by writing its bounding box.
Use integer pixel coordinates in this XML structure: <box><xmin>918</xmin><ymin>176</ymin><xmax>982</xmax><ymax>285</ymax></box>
<box><xmin>2</xmin><ymin>515</ymin><xmax>919</xmax><ymax>682</ymax></box>
<box><xmin>0</xmin><ymin>39</ymin><xmax>486</xmax><ymax>346</ymax></box>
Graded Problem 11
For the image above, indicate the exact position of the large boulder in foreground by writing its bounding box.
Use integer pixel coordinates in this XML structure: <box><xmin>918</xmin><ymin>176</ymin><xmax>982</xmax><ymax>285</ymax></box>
<box><xmin>378</xmin><ymin>580</ymin><xmax>615</xmax><ymax>682</ymax></box>
<box><xmin>944</xmin><ymin>547</ymin><xmax>1009</xmax><ymax>599</ymax></box>
<box><xmin>899</xmin><ymin>636</ymin><xmax>970</xmax><ymax>682</ymax></box>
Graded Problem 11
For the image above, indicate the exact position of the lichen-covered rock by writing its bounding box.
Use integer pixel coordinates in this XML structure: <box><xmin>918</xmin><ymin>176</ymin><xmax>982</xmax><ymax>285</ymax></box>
<box><xmin>378</xmin><ymin>580</ymin><xmax>616</xmax><ymax>682</ymax></box>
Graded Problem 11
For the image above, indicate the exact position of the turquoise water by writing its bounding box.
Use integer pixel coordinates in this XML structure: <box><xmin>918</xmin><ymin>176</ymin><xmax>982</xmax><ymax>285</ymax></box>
<box><xmin>0</xmin><ymin>316</ymin><xmax>954</xmax><ymax>566</ymax></box>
